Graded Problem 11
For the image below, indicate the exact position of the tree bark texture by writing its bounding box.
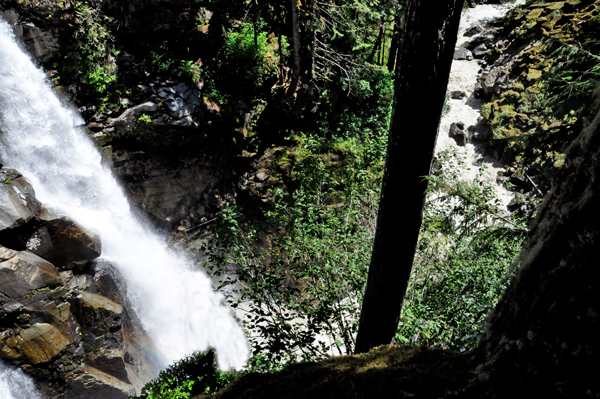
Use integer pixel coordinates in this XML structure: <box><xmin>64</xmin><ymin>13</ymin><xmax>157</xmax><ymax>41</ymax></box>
<box><xmin>386</xmin><ymin>13</ymin><xmax>402</xmax><ymax>72</ymax></box>
<box><xmin>367</xmin><ymin>23</ymin><xmax>383</xmax><ymax>64</ymax></box>
<box><xmin>354</xmin><ymin>0</ymin><xmax>464</xmax><ymax>354</ymax></box>
<box><xmin>291</xmin><ymin>0</ymin><xmax>302</xmax><ymax>81</ymax></box>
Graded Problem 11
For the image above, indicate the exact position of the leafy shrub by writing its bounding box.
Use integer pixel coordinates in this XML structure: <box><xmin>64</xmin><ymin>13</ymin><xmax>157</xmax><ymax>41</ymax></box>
<box><xmin>396</xmin><ymin>149</ymin><xmax>535</xmax><ymax>351</ymax></box>
<box><xmin>146</xmin><ymin>41</ymin><xmax>203</xmax><ymax>83</ymax></box>
<box><xmin>311</xmin><ymin>66</ymin><xmax>394</xmax><ymax>143</ymax></box>
<box><xmin>132</xmin><ymin>350</ymin><xmax>234</xmax><ymax>399</ymax></box>
<box><xmin>207</xmin><ymin>22</ymin><xmax>284</xmax><ymax>105</ymax></box>
<box><xmin>73</xmin><ymin>2</ymin><xmax>117</xmax><ymax>94</ymax></box>
<box><xmin>202</xmin><ymin>134</ymin><xmax>384</xmax><ymax>369</ymax></box>
<box><xmin>202</xmin><ymin>143</ymin><xmax>529</xmax><ymax>370</ymax></box>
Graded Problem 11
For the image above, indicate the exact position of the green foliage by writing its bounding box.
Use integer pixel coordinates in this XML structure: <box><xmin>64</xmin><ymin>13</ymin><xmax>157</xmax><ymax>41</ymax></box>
<box><xmin>138</xmin><ymin>114</ymin><xmax>152</xmax><ymax>124</ymax></box>
<box><xmin>73</xmin><ymin>2</ymin><xmax>117</xmax><ymax>94</ymax></box>
<box><xmin>132</xmin><ymin>350</ymin><xmax>234</xmax><ymax>399</ymax></box>
<box><xmin>396</xmin><ymin>150</ymin><xmax>534</xmax><ymax>351</ymax></box>
<box><xmin>207</xmin><ymin>22</ymin><xmax>284</xmax><ymax>106</ymax></box>
<box><xmin>146</xmin><ymin>41</ymin><xmax>203</xmax><ymax>83</ymax></box>
<box><xmin>310</xmin><ymin>66</ymin><xmax>395</xmax><ymax>142</ymax></box>
<box><xmin>202</xmin><ymin>133</ymin><xmax>385</xmax><ymax>370</ymax></box>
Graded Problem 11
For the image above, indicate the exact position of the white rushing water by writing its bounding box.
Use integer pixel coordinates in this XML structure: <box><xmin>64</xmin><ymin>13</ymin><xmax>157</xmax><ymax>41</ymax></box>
<box><xmin>437</xmin><ymin>0</ymin><xmax>526</xmax><ymax>206</ymax></box>
<box><xmin>0</xmin><ymin>361</ymin><xmax>42</xmax><ymax>399</ymax></box>
<box><xmin>0</xmin><ymin>18</ymin><xmax>248</xmax><ymax>379</ymax></box>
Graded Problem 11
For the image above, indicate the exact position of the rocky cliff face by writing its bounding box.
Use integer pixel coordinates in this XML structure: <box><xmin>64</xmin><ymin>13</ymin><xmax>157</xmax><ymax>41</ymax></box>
<box><xmin>0</xmin><ymin>168</ymin><xmax>154</xmax><ymax>398</ymax></box>
<box><xmin>0</xmin><ymin>1</ymin><xmax>241</xmax><ymax>233</ymax></box>
<box><xmin>105</xmin><ymin>102</ymin><xmax>241</xmax><ymax>232</ymax></box>
<box><xmin>467</xmin><ymin>99</ymin><xmax>600</xmax><ymax>398</ymax></box>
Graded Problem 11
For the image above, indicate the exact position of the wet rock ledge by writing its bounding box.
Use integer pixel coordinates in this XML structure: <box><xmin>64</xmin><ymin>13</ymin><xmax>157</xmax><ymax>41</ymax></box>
<box><xmin>0</xmin><ymin>168</ymin><xmax>153</xmax><ymax>399</ymax></box>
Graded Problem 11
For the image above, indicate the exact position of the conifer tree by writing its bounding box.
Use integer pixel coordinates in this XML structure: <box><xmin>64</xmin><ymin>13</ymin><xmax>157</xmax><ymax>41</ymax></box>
<box><xmin>355</xmin><ymin>0</ymin><xmax>465</xmax><ymax>354</ymax></box>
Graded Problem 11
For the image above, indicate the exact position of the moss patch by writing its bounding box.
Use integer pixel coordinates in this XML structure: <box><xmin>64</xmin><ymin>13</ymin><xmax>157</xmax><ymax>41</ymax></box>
<box><xmin>482</xmin><ymin>0</ymin><xmax>600</xmax><ymax>181</ymax></box>
<box><xmin>199</xmin><ymin>345</ymin><xmax>477</xmax><ymax>399</ymax></box>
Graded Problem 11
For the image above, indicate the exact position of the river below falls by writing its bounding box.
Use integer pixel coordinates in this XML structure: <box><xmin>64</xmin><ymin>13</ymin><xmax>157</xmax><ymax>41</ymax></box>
<box><xmin>437</xmin><ymin>0</ymin><xmax>526</xmax><ymax>207</ymax></box>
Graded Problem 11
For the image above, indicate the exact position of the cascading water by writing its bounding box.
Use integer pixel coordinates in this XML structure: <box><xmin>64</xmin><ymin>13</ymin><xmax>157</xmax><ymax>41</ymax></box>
<box><xmin>0</xmin><ymin>361</ymin><xmax>42</xmax><ymax>399</ymax></box>
<box><xmin>0</xmin><ymin>16</ymin><xmax>248</xmax><ymax>388</ymax></box>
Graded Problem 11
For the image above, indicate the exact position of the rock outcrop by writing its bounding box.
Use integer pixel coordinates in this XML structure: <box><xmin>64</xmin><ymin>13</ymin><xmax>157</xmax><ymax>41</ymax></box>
<box><xmin>27</xmin><ymin>217</ymin><xmax>101</xmax><ymax>270</ymax></box>
<box><xmin>0</xmin><ymin>168</ymin><xmax>154</xmax><ymax>398</ymax></box>
<box><xmin>0</xmin><ymin>4</ymin><xmax>253</xmax><ymax>234</ymax></box>
<box><xmin>0</xmin><ymin>8</ymin><xmax>60</xmax><ymax>64</ymax></box>
<box><xmin>468</xmin><ymin>100</ymin><xmax>600</xmax><ymax>398</ymax></box>
<box><xmin>0</xmin><ymin>168</ymin><xmax>41</xmax><ymax>231</ymax></box>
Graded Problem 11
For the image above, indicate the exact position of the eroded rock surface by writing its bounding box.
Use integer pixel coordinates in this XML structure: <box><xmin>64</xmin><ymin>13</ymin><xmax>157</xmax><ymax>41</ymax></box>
<box><xmin>471</xmin><ymin>106</ymin><xmax>600</xmax><ymax>397</ymax></box>
<box><xmin>0</xmin><ymin>167</ymin><xmax>155</xmax><ymax>398</ymax></box>
<box><xmin>0</xmin><ymin>250</ymin><xmax>60</xmax><ymax>299</ymax></box>
<box><xmin>26</xmin><ymin>217</ymin><xmax>101</xmax><ymax>270</ymax></box>
<box><xmin>0</xmin><ymin>169</ymin><xmax>40</xmax><ymax>231</ymax></box>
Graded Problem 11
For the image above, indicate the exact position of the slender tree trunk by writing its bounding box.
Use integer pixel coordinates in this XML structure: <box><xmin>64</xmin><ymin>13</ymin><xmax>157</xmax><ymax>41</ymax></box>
<box><xmin>278</xmin><ymin>13</ymin><xmax>284</xmax><ymax>76</ymax></box>
<box><xmin>253</xmin><ymin>1</ymin><xmax>259</xmax><ymax>48</ymax></box>
<box><xmin>367</xmin><ymin>24</ymin><xmax>383</xmax><ymax>64</ymax></box>
<box><xmin>309</xmin><ymin>1</ymin><xmax>317</xmax><ymax>82</ymax></box>
<box><xmin>379</xmin><ymin>24</ymin><xmax>386</xmax><ymax>66</ymax></box>
<box><xmin>386</xmin><ymin>13</ymin><xmax>402</xmax><ymax>72</ymax></box>
<box><xmin>354</xmin><ymin>0</ymin><xmax>464</xmax><ymax>354</ymax></box>
<box><xmin>291</xmin><ymin>0</ymin><xmax>302</xmax><ymax>82</ymax></box>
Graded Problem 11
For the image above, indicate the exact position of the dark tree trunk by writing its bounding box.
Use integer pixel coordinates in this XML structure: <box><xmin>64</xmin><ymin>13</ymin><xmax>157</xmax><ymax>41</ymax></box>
<box><xmin>291</xmin><ymin>0</ymin><xmax>302</xmax><ymax>82</ymax></box>
<box><xmin>253</xmin><ymin>0</ymin><xmax>259</xmax><ymax>48</ymax></box>
<box><xmin>378</xmin><ymin>23</ymin><xmax>385</xmax><ymax>66</ymax></box>
<box><xmin>278</xmin><ymin>19</ymin><xmax>284</xmax><ymax>75</ymax></box>
<box><xmin>386</xmin><ymin>13</ymin><xmax>402</xmax><ymax>72</ymax></box>
<box><xmin>308</xmin><ymin>0</ymin><xmax>317</xmax><ymax>82</ymax></box>
<box><xmin>354</xmin><ymin>0</ymin><xmax>464</xmax><ymax>354</ymax></box>
<box><xmin>367</xmin><ymin>24</ymin><xmax>383</xmax><ymax>64</ymax></box>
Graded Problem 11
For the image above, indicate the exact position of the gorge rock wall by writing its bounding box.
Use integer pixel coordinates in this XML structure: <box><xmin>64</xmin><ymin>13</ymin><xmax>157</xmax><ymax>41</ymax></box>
<box><xmin>0</xmin><ymin>2</ymin><xmax>248</xmax><ymax>233</ymax></box>
<box><xmin>467</xmin><ymin>98</ymin><xmax>600</xmax><ymax>398</ymax></box>
<box><xmin>105</xmin><ymin>101</ymin><xmax>240</xmax><ymax>232</ymax></box>
<box><xmin>0</xmin><ymin>168</ymin><xmax>154</xmax><ymax>398</ymax></box>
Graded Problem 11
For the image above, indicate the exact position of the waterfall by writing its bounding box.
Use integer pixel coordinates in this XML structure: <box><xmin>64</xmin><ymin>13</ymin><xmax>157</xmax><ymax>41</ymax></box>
<box><xmin>0</xmin><ymin>17</ymin><xmax>248</xmax><ymax>383</ymax></box>
<box><xmin>0</xmin><ymin>361</ymin><xmax>42</xmax><ymax>399</ymax></box>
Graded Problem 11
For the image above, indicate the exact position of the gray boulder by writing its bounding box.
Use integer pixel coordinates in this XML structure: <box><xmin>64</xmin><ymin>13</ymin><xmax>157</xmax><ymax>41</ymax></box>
<box><xmin>26</xmin><ymin>217</ymin><xmax>101</xmax><ymax>270</ymax></box>
<box><xmin>470</xmin><ymin>117</ymin><xmax>493</xmax><ymax>142</ymax></box>
<box><xmin>0</xmin><ymin>169</ymin><xmax>41</xmax><ymax>231</ymax></box>
<box><xmin>453</xmin><ymin>47</ymin><xmax>473</xmax><ymax>61</ymax></box>
<box><xmin>450</xmin><ymin>90</ymin><xmax>467</xmax><ymax>100</ymax></box>
<box><xmin>472</xmin><ymin>43</ymin><xmax>489</xmax><ymax>59</ymax></box>
<box><xmin>465</xmin><ymin>34</ymin><xmax>495</xmax><ymax>50</ymax></box>
<box><xmin>464</xmin><ymin>24</ymin><xmax>483</xmax><ymax>37</ymax></box>
<box><xmin>107</xmin><ymin>102</ymin><xmax>158</xmax><ymax>133</ymax></box>
<box><xmin>480</xmin><ymin>66</ymin><xmax>510</xmax><ymax>99</ymax></box>
<box><xmin>0</xmin><ymin>249</ymin><xmax>60</xmax><ymax>299</ymax></box>
<box><xmin>172</xmin><ymin>116</ymin><xmax>193</xmax><ymax>126</ymax></box>
<box><xmin>449</xmin><ymin>122</ymin><xmax>467</xmax><ymax>146</ymax></box>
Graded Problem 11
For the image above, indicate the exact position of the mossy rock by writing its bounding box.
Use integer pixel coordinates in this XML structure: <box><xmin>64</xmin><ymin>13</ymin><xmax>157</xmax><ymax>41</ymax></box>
<box><xmin>201</xmin><ymin>345</ymin><xmax>477</xmax><ymax>399</ymax></box>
